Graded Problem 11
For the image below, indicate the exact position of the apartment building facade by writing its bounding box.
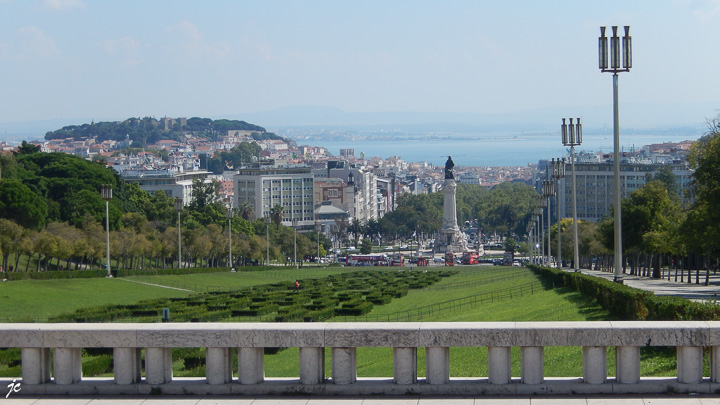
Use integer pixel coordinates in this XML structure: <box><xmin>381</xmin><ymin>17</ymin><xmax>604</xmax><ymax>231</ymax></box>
<box><xmin>233</xmin><ymin>164</ymin><xmax>315</xmax><ymax>228</ymax></box>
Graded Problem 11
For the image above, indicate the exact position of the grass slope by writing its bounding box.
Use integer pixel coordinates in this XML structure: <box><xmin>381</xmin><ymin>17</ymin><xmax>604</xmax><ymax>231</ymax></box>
<box><xmin>0</xmin><ymin>266</ymin><xmax>687</xmax><ymax>378</ymax></box>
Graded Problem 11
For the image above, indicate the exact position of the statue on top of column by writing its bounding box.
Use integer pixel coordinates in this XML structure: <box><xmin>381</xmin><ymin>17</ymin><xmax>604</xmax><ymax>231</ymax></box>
<box><xmin>444</xmin><ymin>156</ymin><xmax>455</xmax><ymax>180</ymax></box>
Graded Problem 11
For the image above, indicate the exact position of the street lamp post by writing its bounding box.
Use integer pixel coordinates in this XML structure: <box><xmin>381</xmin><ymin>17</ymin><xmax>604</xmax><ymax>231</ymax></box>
<box><xmin>562</xmin><ymin>118</ymin><xmax>582</xmax><ymax>271</ymax></box>
<box><xmin>551</xmin><ymin>158</ymin><xmax>566</xmax><ymax>268</ymax></box>
<box><xmin>599</xmin><ymin>25</ymin><xmax>632</xmax><ymax>283</ymax></box>
<box><xmin>100</xmin><ymin>184</ymin><xmax>112</xmax><ymax>278</ymax></box>
<box><xmin>542</xmin><ymin>179</ymin><xmax>554</xmax><ymax>267</ymax></box>
<box><xmin>264</xmin><ymin>216</ymin><xmax>271</xmax><ymax>265</ymax></box>
<box><xmin>174</xmin><ymin>197</ymin><xmax>183</xmax><ymax>269</ymax></box>
<box><xmin>315</xmin><ymin>221</ymin><xmax>320</xmax><ymax>262</ymax></box>
<box><xmin>537</xmin><ymin>197</ymin><xmax>546</xmax><ymax>265</ymax></box>
<box><xmin>293</xmin><ymin>218</ymin><xmax>299</xmax><ymax>269</ymax></box>
<box><xmin>227</xmin><ymin>206</ymin><xmax>233</xmax><ymax>270</ymax></box>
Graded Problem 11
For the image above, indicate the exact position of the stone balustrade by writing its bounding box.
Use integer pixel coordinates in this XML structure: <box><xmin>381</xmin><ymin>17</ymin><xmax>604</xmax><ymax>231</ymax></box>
<box><xmin>1</xmin><ymin>321</ymin><xmax>719</xmax><ymax>395</ymax></box>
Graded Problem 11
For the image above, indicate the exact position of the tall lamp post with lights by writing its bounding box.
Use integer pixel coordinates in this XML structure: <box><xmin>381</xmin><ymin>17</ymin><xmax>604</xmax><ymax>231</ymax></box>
<box><xmin>264</xmin><ymin>216</ymin><xmax>271</xmax><ymax>265</ymax></box>
<box><xmin>542</xmin><ymin>179</ymin><xmax>554</xmax><ymax>267</ymax></box>
<box><xmin>227</xmin><ymin>206</ymin><xmax>233</xmax><ymax>270</ymax></box>
<box><xmin>551</xmin><ymin>158</ymin><xmax>566</xmax><ymax>268</ymax></box>
<box><xmin>100</xmin><ymin>184</ymin><xmax>112</xmax><ymax>278</ymax></box>
<box><xmin>293</xmin><ymin>218</ymin><xmax>299</xmax><ymax>269</ymax></box>
<box><xmin>174</xmin><ymin>197</ymin><xmax>183</xmax><ymax>269</ymax></box>
<box><xmin>562</xmin><ymin>118</ymin><xmax>582</xmax><ymax>271</ymax></box>
<box><xmin>599</xmin><ymin>25</ymin><xmax>632</xmax><ymax>283</ymax></box>
<box><xmin>536</xmin><ymin>197</ymin><xmax>546</xmax><ymax>265</ymax></box>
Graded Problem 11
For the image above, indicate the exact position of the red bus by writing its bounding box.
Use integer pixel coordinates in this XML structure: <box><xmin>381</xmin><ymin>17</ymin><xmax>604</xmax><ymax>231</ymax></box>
<box><xmin>461</xmin><ymin>251</ymin><xmax>479</xmax><ymax>265</ymax></box>
<box><xmin>347</xmin><ymin>254</ymin><xmax>388</xmax><ymax>266</ymax></box>
<box><xmin>390</xmin><ymin>253</ymin><xmax>405</xmax><ymax>266</ymax></box>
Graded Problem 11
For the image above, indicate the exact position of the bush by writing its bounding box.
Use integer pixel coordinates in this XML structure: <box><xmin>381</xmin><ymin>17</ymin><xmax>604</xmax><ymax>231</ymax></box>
<box><xmin>83</xmin><ymin>355</ymin><xmax>113</xmax><ymax>376</ymax></box>
<box><xmin>530</xmin><ymin>264</ymin><xmax>720</xmax><ymax>320</ymax></box>
<box><xmin>5</xmin><ymin>270</ymin><xmax>109</xmax><ymax>281</ymax></box>
<box><xmin>335</xmin><ymin>300</ymin><xmax>373</xmax><ymax>316</ymax></box>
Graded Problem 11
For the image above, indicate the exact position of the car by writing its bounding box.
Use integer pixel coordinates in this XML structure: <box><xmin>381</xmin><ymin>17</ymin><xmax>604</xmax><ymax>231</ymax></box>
<box><xmin>384</xmin><ymin>246</ymin><xmax>394</xmax><ymax>250</ymax></box>
<box><xmin>512</xmin><ymin>260</ymin><xmax>521</xmax><ymax>267</ymax></box>
<box><xmin>399</xmin><ymin>245</ymin><xmax>408</xmax><ymax>249</ymax></box>
<box><xmin>433</xmin><ymin>257</ymin><xmax>445</xmax><ymax>263</ymax></box>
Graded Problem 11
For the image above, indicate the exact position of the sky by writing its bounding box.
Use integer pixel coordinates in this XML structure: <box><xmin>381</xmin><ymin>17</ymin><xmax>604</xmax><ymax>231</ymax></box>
<box><xmin>1</xmin><ymin>0</ymin><xmax>719</xmax><ymax>130</ymax></box>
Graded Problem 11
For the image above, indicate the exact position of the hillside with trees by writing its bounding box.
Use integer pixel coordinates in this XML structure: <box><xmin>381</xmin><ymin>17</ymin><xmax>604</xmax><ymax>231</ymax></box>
<box><xmin>0</xmin><ymin>149</ymin><xmax>324</xmax><ymax>273</ymax></box>
<box><xmin>44</xmin><ymin>116</ymin><xmax>281</xmax><ymax>145</ymax></box>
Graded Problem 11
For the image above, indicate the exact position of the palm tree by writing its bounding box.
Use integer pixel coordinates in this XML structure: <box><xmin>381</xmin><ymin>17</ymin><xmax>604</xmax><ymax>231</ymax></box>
<box><xmin>270</xmin><ymin>204</ymin><xmax>284</xmax><ymax>230</ymax></box>
<box><xmin>238</xmin><ymin>201</ymin><xmax>254</xmax><ymax>221</ymax></box>
<box><xmin>348</xmin><ymin>218</ymin><xmax>363</xmax><ymax>247</ymax></box>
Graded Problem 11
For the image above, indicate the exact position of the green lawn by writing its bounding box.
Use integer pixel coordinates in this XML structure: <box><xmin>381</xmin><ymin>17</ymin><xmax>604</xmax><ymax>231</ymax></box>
<box><xmin>0</xmin><ymin>278</ymin><xmax>192</xmax><ymax>322</ymax></box>
<box><xmin>0</xmin><ymin>267</ymin><xmax>347</xmax><ymax>322</ymax></box>
<box><xmin>0</xmin><ymin>266</ymin><xmax>690</xmax><ymax>378</ymax></box>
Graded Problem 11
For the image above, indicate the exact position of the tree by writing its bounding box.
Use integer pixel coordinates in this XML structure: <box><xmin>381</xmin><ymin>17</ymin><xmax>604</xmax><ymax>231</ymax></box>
<box><xmin>0</xmin><ymin>180</ymin><xmax>48</xmax><ymax>230</ymax></box>
<box><xmin>475</xmin><ymin>182</ymin><xmax>537</xmax><ymax>237</ymax></box>
<box><xmin>187</xmin><ymin>178</ymin><xmax>225</xmax><ymax>226</ymax></box>
<box><xmin>270</xmin><ymin>204</ymin><xmax>284</xmax><ymax>230</ymax></box>
<box><xmin>0</xmin><ymin>219</ymin><xmax>23</xmax><ymax>270</ymax></box>
<box><xmin>360</xmin><ymin>238</ymin><xmax>373</xmax><ymax>254</ymax></box>
<box><xmin>237</xmin><ymin>202</ymin><xmax>254</xmax><ymax>221</ymax></box>
<box><xmin>348</xmin><ymin>218</ymin><xmax>363</xmax><ymax>247</ymax></box>
<box><xmin>15</xmin><ymin>141</ymin><xmax>40</xmax><ymax>155</ymax></box>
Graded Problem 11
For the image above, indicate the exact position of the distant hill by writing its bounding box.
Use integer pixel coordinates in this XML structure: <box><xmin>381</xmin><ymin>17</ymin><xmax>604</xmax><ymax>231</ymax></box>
<box><xmin>43</xmin><ymin>117</ymin><xmax>274</xmax><ymax>145</ymax></box>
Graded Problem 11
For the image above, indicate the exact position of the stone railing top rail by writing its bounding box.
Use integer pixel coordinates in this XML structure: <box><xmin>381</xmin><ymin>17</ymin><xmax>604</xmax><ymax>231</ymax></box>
<box><xmin>1</xmin><ymin>321</ymin><xmax>718</xmax><ymax>348</ymax></box>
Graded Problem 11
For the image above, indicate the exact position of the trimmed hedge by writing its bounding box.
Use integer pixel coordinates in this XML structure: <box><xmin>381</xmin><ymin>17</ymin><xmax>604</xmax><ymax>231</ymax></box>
<box><xmin>3</xmin><ymin>270</ymin><xmax>110</xmax><ymax>281</ymax></box>
<box><xmin>530</xmin><ymin>265</ymin><xmax>720</xmax><ymax>320</ymax></box>
<box><xmin>45</xmin><ymin>269</ymin><xmax>458</xmax><ymax>323</ymax></box>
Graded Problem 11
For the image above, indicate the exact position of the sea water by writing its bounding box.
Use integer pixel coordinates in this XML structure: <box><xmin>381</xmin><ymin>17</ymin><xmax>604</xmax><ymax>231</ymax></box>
<box><xmin>313</xmin><ymin>131</ymin><xmax>701</xmax><ymax>167</ymax></box>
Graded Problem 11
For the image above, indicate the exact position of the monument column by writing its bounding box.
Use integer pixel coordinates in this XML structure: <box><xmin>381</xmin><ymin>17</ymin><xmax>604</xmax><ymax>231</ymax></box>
<box><xmin>439</xmin><ymin>156</ymin><xmax>467</xmax><ymax>253</ymax></box>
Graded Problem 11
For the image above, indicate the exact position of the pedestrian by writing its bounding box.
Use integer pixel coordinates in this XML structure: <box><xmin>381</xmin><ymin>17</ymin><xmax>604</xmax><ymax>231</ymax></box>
<box><xmin>294</xmin><ymin>280</ymin><xmax>300</xmax><ymax>292</ymax></box>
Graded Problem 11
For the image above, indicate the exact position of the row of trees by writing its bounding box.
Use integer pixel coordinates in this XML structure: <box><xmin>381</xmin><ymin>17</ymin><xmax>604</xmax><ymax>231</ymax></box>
<box><xmin>377</xmin><ymin>182</ymin><xmax>538</xmax><ymax>241</ymax></box>
<box><xmin>0</xmin><ymin>149</ymin><xmax>329</xmax><ymax>272</ymax></box>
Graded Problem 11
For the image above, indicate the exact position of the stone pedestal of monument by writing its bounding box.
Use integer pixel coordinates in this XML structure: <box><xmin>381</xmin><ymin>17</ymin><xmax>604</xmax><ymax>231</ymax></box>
<box><xmin>436</xmin><ymin>177</ymin><xmax>467</xmax><ymax>254</ymax></box>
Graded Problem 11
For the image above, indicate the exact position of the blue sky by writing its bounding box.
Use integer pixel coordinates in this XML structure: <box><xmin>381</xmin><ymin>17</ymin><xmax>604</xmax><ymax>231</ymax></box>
<box><xmin>1</xmin><ymin>0</ymin><xmax>719</xmax><ymax>128</ymax></box>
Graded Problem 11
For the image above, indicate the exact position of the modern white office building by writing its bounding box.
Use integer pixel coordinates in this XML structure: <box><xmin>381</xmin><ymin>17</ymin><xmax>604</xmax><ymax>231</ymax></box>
<box><xmin>539</xmin><ymin>157</ymin><xmax>693</xmax><ymax>223</ymax></box>
<box><xmin>233</xmin><ymin>164</ymin><xmax>315</xmax><ymax>228</ymax></box>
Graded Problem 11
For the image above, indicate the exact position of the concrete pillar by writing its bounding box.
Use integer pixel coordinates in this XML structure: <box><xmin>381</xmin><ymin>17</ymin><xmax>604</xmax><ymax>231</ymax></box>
<box><xmin>238</xmin><ymin>347</ymin><xmax>264</xmax><ymax>384</ymax></box>
<box><xmin>113</xmin><ymin>347</ymin><xmax>141</xmax><ymax>385</ymax></box>
<box><xmin>521</xmin><ymin>346</ymin><xmax>544</xmax><ymax>384</ymax></box>
<box><xmin>677</xmin><ymin>346</ymin><xmax>703</xmax><ymax>384</ymax></box>
<box><xmin>21</xmin><ymin>348</ymin><xmax>50</xmax><ymax>384</ymax></box>
<box><xmin>712</xmin><ymin>346</ymin><xmax>720</xmax><ymax>383</ymax></box>
<box><xmin>488</xmin><ymin>346</ymin><xmax>511</xmax><ymax>385</ymax></box>
<box><xmin>615</xmin><ymin>346</ymin><xmax>640</xmax><ymax>384</ymax></box>
<box><xmin>393</xmin><ymin>347</ymin><xmax>417</xmax><ymax>385</ymax></box>
<box><xmin>331</xmin><ymin>347</ymin><xmax>356</xmax><ymax>384</ymax></box>
<box><xmin>145</xmin><ymin>347</ymin><xmax>172</xmax><ymax>385</ymax></box>
<box><xmin>206</xmin><ymin>347</ymin><xmax>232</xmax><ymax>385</ymax></box>
<box><xmin>52</xmin><ymin>347</ymin><xmax>82</xmax><ymax>385</ymax></box>
<box><xmin>425</xmin><ymin>347</ymin><xmax>449</xmax><ymax>385</ymax></box>
<box><xmin>300</xmin><ymin>347</ymin><xmax>324</xmax><ymax>385</ymax></box>
<box><xmin>582</xmin><ymin>346</ymin><xmax>607</xmax><ymax>384</ymax></box>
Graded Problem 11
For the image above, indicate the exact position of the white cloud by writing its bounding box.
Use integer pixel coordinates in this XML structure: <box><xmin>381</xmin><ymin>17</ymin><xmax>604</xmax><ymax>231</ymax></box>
<box><xmin>17</xmin><ymin>26</ymin><xmax>58</xmax><ymax>58</ymax></box>
<box><xmin>164</xmin><ymin>20</ymin><xmax>231</xmax><ymax>60</ymax></box>
<box><xmin>691</xmin><ymin>0</ymin><xmax>720</xmax><ymax>21</ymax></box>
<box><xmin>41</xmin><ymin>0</ymin><xmax>85</xmax><ymax>11</ymax></box>
<box><xmin>102</xmin><ymin>37</ymin><xmax>143</xmax><ymax>67</ymax></box>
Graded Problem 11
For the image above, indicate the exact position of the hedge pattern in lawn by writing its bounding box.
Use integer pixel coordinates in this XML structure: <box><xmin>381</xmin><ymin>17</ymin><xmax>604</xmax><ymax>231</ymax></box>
<box><xmin>48</xmin><ymin>269</ymin><xmax>457</xmax><ymax>323</ymax></box>
<box><xmin>530</xmin><ymin>265</ymin><xmax>720</xmax><ymax>320</ymax></box>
